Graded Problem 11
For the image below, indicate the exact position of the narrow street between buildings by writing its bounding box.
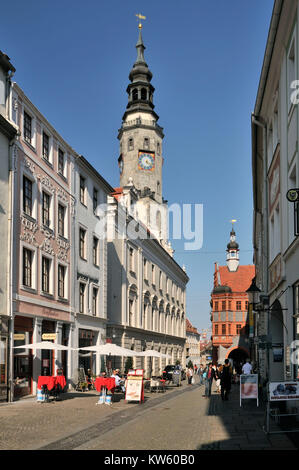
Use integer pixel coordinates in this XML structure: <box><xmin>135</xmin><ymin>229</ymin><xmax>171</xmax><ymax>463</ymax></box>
<box><xmin>0</xmin><ymin>378</ymin><xmax>296</xmax><ymax>451</ymax></box>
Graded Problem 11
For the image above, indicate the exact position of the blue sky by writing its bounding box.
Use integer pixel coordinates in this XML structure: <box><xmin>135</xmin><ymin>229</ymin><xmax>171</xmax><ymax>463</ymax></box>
<box><xmin>1</xmin><ymin>0</ymin><xmax>274</xmax><ymax>331</ymax></box>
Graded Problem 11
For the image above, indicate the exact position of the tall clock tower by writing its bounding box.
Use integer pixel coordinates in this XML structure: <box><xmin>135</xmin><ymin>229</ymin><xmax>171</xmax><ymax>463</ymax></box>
<box><xmin>118</xmin><ymin>24</ymin><xmax>164</xmax><ymax>205</ymax></box>
<box><xmin>117</xmin><ymin>23</ymin><xmax>171</xmax><ymax>249</ymax></box>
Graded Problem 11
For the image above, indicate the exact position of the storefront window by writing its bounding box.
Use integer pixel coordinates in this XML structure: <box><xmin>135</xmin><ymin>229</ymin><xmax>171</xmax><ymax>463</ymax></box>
<box><xmin>13</xmin><ymin>332</ymin><xmax>32</xmax><ymax>395</ymax></box>
<box><xmin>0</xmin><ymin>337</ymin><xmax>7</xmax><ymax>386</ymax></box>
<box><xmin>78</xmin><ymin>329</ymin><xmax>95</xmax><ymax>374</ymax></box>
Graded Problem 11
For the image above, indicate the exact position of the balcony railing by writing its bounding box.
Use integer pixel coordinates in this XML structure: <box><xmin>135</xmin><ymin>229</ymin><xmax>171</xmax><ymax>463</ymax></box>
<box><xmin>122</xmin><ymin>118</ymin><xmax>163</xmax><ymax>133</ymax></box>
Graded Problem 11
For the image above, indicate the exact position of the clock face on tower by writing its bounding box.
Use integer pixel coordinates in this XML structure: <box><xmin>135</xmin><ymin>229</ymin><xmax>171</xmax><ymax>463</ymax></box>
<box><xmin>138</xmin><ymin>151</ymin><xmax>155</xmax><ymax>171</ymax></box>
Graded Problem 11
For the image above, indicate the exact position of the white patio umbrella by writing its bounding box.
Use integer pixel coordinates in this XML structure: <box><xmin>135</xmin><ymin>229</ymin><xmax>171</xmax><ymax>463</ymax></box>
<box><xmin>79</xmin><ymin>343</ymin><xmax>138</xmax><ymax>357</ymax></box>
<box><xmin>138</xmin><ymin>350</ymin><xmax>171</xmax><ymax>359</ymax></box>
<box><xmin>14</xmin><ymin>341</ymin><xmax>74</xmax><ymax>351</ymax></box>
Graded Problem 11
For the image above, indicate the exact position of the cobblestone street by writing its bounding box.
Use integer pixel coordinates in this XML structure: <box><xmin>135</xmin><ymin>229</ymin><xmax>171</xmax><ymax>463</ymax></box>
<box><xmin>0</xmin><ymin>379</ymin><xmax>296</xmax><ymax>451</ymax></box>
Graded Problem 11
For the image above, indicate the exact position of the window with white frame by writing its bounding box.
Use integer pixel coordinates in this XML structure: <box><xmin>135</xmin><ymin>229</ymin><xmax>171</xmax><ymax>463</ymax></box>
<box><xmin>21</xmin><ymin>245</ymin><xmax>37</xmax><ymax>290</ymax></box>
<box><xmin>129</xmin><ymin>247</ymin><xmax>134</xmax><ymax>272</ymax></box>
<box><xmin>93</xmin><ymin>236</ymin><xmax>99</xmax><ymax>266</ymax></box>
<box><xmin>22</xmin><ymin>247</ymin><xmax>33</xmax><ymax>288</ymax></box>
<box><xmin>41</xmin><ymin>256</ymin><xmax>52</xmax><ymax>294</ymax></box>
<box><xmin>23</xmin><ymin>111</ymin><xmax>32</xmax><ymax>145</ymax></box>
<box><xmin>58</xmin><ymin>264</ymin><xmax>66</xmax><ymax>299</ymax></box>
<box><xmin>93</xmin><ymin>187</ymin><xmax>98</xmax><ymax>213</ymax></box>
<box><xmin>287</xmin><ymin>37</ymin><xmax>296</xmax><ymax>111</ymax></box>
<box><xmin>58</xmin><ymin>148</ymin><xmax>65</xmax><ymax>176</ymax></box>
<box><xmin>79</xmin><ymin>228</ymin><xmax>86</xmax><ymax>259</ymax></box>
<box><xmin>58</xmin><ymin>203</ymin><xmax>66</xmax><ymax>238</ymax></box>
<box><xmin>143</xmin><ymin>258</ymin><xmax>148</xmax><ymax>280</ymax></box>
<box><xmin>23</xmin><ymin>175</ymin><xmax>33</xmax><ymax>217</ymax></box>
<box><xmin>80</xmin><ymin>175</ymin><xmax>86</xmax><ymax>205</ymax></box>
<box><xmin>79</xmin><ymin>282</ymin><xmax>86</xmax><ymax>313</ymax></box>
<box><xmin>92</xmin><ymin>287</ymin><xmax>98</xmax><ymax>316</ymax></box>
<box><xmin>42</xmin><ymin>191</ymin><xmax>51</xmax><ymax>228</ymax></box>
<box><xmin>42</xmin><ymin>132</ymin><xmax>50</xmax><ymax>161</ymax></box>
<box><xmin>23</xmin><ymin>108</ymin><xmax>36</xmax><ymax>148</ymax></box>
<box><xmin>152</xmin><ymin>264</ymin><xmax>155</xmax><ymax>286</ymax></box>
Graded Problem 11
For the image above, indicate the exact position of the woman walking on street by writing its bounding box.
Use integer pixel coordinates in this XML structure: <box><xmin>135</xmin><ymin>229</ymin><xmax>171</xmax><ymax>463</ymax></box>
<box><xmin>215</xmin><ymin>364</ymin><xmax>222</xmax><ymax>393</ymax></box>
<box><xmin>220</xmin><ymin>359</ymin><xmax>232</xmax><ymax>401</ymax></box>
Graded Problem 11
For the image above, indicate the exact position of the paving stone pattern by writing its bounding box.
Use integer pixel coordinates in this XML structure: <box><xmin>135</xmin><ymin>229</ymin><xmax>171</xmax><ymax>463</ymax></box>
<box><xmin>0</xmin><ymin>378</ymin><xmax>296</xmax><ymax>450</ymax></box>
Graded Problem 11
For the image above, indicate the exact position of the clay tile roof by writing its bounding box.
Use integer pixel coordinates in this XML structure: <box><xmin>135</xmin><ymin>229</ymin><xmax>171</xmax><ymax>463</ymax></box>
<box><xmin>111</xmin><ymin>187</ymin><xmax>123</xmax><ymax>201</ymax></box>
<box><xmin>218</xmin><ymin>265</ymin><xmax>255</xmax><ymax>293</ymax></box>
<box><xmin>186</xmin><ymin>318</ymin><xmax>199</xmax><ymax>334</ymax></box>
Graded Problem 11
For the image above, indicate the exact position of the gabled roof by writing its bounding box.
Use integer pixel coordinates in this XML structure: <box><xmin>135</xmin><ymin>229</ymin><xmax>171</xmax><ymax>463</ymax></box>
<box><xmin>214</xmin><ymin>264</ymin><xmax>255</xmax><ymax>293</ymax></box>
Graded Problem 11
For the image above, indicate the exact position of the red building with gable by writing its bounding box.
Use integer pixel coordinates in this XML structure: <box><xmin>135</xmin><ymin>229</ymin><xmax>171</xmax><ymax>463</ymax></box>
<box><xmin>211</xmin><ymin>225</ymin><xmax>255</xmax><ymax>370</ymax></box>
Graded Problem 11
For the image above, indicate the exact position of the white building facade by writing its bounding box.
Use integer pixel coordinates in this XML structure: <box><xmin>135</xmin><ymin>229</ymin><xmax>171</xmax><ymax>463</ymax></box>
<box><xmin>72</xmin><ymin>156</ymin><xmax>113</xmax><ymax>379</ymax></box>
<box><xmin>0</xmin><ymin>51</ymin><xmax>17</xmax><ymax>401</ymax></box>
<box><xmin>252</xmin><ymin>0</ymin><xmax>299</xmax><ymax>385</ymax></box>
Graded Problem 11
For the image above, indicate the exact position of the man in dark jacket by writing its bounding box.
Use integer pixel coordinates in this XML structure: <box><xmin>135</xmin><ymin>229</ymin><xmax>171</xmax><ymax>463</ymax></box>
<box><xmin>220</xmin><ymin>359</ymin><xmax>232</xmax><ymax>401</ymax></box>
<box><xmin>204</xmin><ymin>363</ymin><xmax>217</xmax><ymax>397</ymax></box>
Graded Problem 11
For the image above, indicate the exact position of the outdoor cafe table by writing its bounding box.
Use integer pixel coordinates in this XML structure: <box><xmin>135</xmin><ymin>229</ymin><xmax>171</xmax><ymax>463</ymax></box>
<box><xmin>37</xmin><ymin>375</ymin><xmax>66</xmax><ymax>390</ymax></box>
<box><xmin>94</xmin><ymin>377</ymin><xmax>115</xmax><ymax>393</ymax></box>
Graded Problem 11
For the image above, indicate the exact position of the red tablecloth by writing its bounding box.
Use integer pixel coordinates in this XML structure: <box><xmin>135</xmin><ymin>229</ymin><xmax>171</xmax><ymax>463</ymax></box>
<box><xmin>37</xmin><ymin>376</ymin><xmax>56</xmax><ymax>391</ymax></box>
<box><xmin>95</xmin><ymin>377</ymin><xmax>115</xmax><ymax>392</ymax></box>
<box><xmin>55</xmin><ymin>376</ymin><xmax>66</xmax><ymax>389</ymax></box>
<box><xmin>37</xmin><ymin>376</ymin><xmax>66</xmax><ymax>391</ymax></box>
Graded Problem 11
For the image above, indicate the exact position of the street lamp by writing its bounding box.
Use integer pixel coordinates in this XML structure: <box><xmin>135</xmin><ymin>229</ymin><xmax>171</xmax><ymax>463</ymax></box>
<box><xmin>246</xmin><ymin>276</ymin><xmax>261</xmax><ymax>308</ymax></box>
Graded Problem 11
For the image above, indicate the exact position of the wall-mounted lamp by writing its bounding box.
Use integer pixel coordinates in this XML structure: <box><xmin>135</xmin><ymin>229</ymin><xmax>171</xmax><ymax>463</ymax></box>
<box><xmin>246</xmin><ymin>277</ymin><xmax>261</xmax><ymax>308</ymax></box>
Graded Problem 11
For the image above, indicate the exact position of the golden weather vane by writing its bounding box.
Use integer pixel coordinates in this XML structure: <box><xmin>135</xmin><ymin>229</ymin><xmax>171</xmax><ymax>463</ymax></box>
<box><xmin>230</xmin><ymin>219</ymin><xmax>237</xmax><ymax>230</ymax></box>
<box><xmin>136</xmin><ymin>13</ymin><xmax>146</xmax><ymax>29</ymax></box>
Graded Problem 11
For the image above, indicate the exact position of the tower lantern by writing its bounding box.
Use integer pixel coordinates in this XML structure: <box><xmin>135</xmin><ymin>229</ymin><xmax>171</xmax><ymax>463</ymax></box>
<box><xmin>226</xmin><ymin>220</ymin><xmax>239</xmax><ymax>272</ymax></box>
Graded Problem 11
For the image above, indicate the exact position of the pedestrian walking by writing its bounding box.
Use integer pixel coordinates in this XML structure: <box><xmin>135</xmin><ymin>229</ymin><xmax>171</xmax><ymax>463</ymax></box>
<box><xmin>215</xmin><ymin>364</ymin><xmax>222</xmax><ymax>393</ymax></box>
<box><xmin>203</xmin><ymin>363</ymin><xmax>216</xmax><ymax>397</ymax></box>
<box><xmin>220</xmin><ymin>359</ymin><xmax>232</xmax><ymax>401</ymax></box>
<box><xmin>187</xmin><ymin>366</ymin><xmax>194</xmax><ymax>385</ymax></box>
<box><xmin>198</xmin><ymin>364</ymin><xmax>204</xmax><ymax>385</ymax></box>
<box><xmin>242</xmin><ymin>358</ymin><xmax>253</xmax><ymax>375</ymax></box>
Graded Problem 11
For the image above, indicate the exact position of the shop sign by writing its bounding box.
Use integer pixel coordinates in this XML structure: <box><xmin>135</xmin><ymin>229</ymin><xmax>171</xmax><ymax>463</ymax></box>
<box><xmin>14</xmin><ymin>334</ymin><xmax>25</xmax><ymax>341</ymax></box>
<box><xmin>269</xmin><ymin>382</ymin><xmax>299</xmax><ymax>401</ymax></box>
<box><xmin>42</xmin><ymin>333</ymin><xmax>56</xmax><ymax>340</ymax></box>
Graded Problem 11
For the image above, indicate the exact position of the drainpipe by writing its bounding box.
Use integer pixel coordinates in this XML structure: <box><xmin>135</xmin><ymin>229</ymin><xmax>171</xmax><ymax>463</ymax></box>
<box><xmin>6</xmin><ymin>69</ymin><xmax>17</xmax><ymax>402</ymax></box>
<box><xmin>251</xmin><ymin>113</ymin><xmax>270</xmax><ymax>384</ymax></box>
<box><xmin>7</xmin><ymin>136</ymin><xmax>17</xmax><ymax>402</ymax></box>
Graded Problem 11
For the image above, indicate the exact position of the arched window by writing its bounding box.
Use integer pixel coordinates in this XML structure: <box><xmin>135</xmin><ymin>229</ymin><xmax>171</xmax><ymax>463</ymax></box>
<box><xmin>144</xmin><ymin>137</ymin><xmax>149</xmax><ymax>149</ymax></box>
<box><xmin>141</xmin><ymin>88</ymin><xmax>147</xmax><ymax>100</ymax></box>
<box><xmin>132</xmin><ymin>88</ymin><xmax>138</xmax><ymax>101</ymax></box>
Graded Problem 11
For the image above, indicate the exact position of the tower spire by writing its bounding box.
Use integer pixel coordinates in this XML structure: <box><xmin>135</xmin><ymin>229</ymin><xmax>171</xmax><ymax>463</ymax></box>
<box><xmin>226</xmin><ymin>220</ymin><xmax>239</xmax><ymax>272</ymax></box>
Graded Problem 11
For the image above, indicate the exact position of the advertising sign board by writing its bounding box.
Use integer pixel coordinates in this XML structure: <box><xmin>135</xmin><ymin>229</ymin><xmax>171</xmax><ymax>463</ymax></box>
<box><xmin>269</xmin><ymin>382</ymin><xmax>299</xmax><ymax>401</ymax></box>
<box><xmin>240</xmin><ymin>374</ymin><xmax>259</xmax><ymax>406</ymax></box>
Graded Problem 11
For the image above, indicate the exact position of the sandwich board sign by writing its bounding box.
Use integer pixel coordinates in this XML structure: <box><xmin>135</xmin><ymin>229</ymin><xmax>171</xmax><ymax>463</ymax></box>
<box><xmin>125</xmin><ymin>369</ymin><xmax>144</xmax><ymax>403</ymax></box>
<box><xmin>240</xmin><ymin>374</ymin><xmax>259</xmax><ymax>407</ymax></box>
